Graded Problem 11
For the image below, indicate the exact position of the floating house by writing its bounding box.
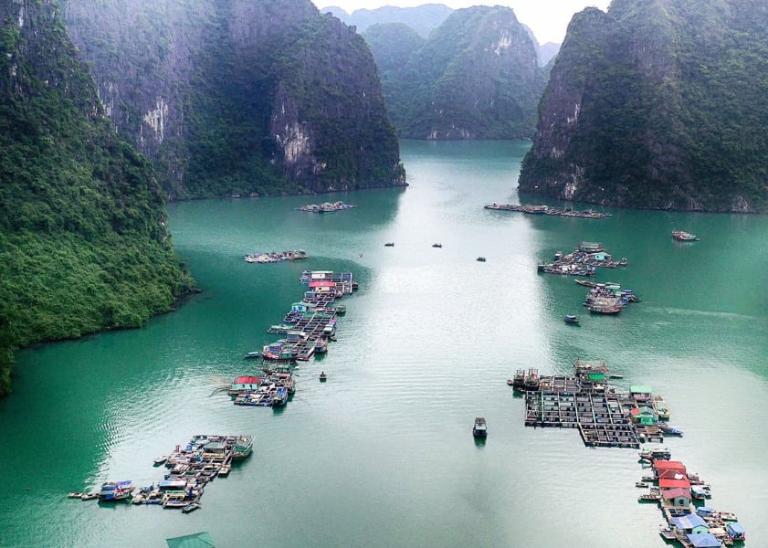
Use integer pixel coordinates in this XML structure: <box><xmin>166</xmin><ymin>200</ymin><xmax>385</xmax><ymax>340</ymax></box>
<box><xmin>654</xmin><ymin>460</ymin><xmax>686</xmax><ymax>476</ymax></box>
<box><xmin>579</xmin><ymin>241</ymin><xmax>604</xmax><ymax>253</ymax></box>
<box><xmin>630</xmin><ymin>385</ymin><xmax>653</xmax><ymax>396</ymax></box>
<box><xmin>630</xmin><ymin>406</ymin><xmax>657</xmax><ymax>425</ymax></box>
<box><xmin>660</xmin><ymin>477</ymin><xmax>692</xmax><ymax>490</ymax></box>
<box><xmin>662</xmin><ymin>487</ymin><xmax>692</xmax><ymax>507</ymax></box>
<box><xmin>670</xmin><ymin>513</ymin><xmax>708</xmax><ymax>534</ymax></box>
<box><xmin>229</xmin><ymin>376</ymin><xmax>262</xmax><ymax>393</ymax></box>
<box><xmin>686</xmin><ymin>533</ymin><xmax>722</xmax><ymax>548</ymax></box>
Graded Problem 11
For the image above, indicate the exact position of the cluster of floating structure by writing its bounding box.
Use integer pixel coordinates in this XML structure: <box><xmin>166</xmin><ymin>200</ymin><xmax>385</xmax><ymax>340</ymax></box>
<box><xmin>244</xmin><ymin>250</ymin><xmax>307</xmax><ymax>264</ymax></box>
<box><xmin>255</xmin><ymin>271</ymin><xmax>355</xmax><ymax>362</ymax></box>
<box><xmin>229</xmin><ymin>369</ymin><xmax>295</xmax><ymax>407</ymax></box>
<box><xmin>69</xmin><ymin>435</ymin><xmax>253</xmax><ymax>513</ymax></box>
<box><xmin>510</xmin><ymin>360</ymin><xmax>745</xmax><ymax>546</ymax></box>
<box><xmin>513</xmin><ymin>360</ymin><xmax>677</xmax><ymax>448</ymax></box>
<box><xmin>296</xmin><ymin>201</ymin><xmax>355</xmax><ymax>213</ymax></box>
<box><xmin>537</xmin><ymin>242</ymin><xmax>628</xmax><ymax>276</ymax></box>
<box><xmin>485</xmin><ymin>203</ymin><xmax>610</xmax><ymax>219</ymax></box>
<box><xmin>581</xmin><ymin>281</ymin><xmax>640</xmax><ymax>315</ymax></box>
<box><xmin>234</xmin><ymin>270</ymin><xmax>357</xmax><ymax>407</ymax></box>
<box><xmin>640</xmin><ymin>449</ymin><xmax>746</xmax><ymax>546</ymax></box>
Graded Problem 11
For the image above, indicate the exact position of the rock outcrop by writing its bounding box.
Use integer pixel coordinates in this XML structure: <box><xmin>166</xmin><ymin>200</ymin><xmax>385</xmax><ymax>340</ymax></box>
<box><xmin>519</xmin><ymin>0</ymin><xmax>768</xmax><ymax>212</ymax></box>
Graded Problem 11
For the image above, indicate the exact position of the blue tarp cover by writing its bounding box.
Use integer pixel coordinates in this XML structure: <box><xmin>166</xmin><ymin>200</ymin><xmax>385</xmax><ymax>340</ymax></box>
<box><xmin>672</xmin><ymin>514</ymin><xmax>707</xmax><ymax>530</ymax></box>
<box><xmin>726</xmin><ymin>522</ymin><xmax>745</xmax><ymax>535</ymax></box>
<box><xmin>696</xmin><ymin>507</ymin><xmax>715</xmax><ymax>516</ymax></box>
<box><xmin>686</xmin><ymin>533</ymin><xmax>720</xmax><ymax>548</ymax></box>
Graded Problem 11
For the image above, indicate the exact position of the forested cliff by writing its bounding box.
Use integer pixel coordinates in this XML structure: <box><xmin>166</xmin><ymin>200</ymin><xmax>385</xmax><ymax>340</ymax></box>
<box><xmin>64</xmin><ymin>0</ymin><xmax>404</xmax><ymax>199</ymax></box>
<box><xmin>364</xmin><ymin>6</ymin><xmax>547</xmax><ymax>140</ymax></box>
<box><xmin>519</xmin><ymin>0</ymin><xmax>768</xmax><ymax>212</ymax></box>
<box><xmin>0</xmin><ymin>0</ymin><xmax>192</xmax><ymax>395</ymax></box>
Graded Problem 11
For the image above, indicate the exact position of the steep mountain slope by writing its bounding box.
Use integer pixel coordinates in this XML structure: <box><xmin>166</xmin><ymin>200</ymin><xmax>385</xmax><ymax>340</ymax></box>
<box><xmin>0</xmin><ymin>0</ymin><xmax>192</xmax><ymax>395</ymax></box>
<box><xmin>64</xmin><ymin>0</ymin><xmax>404</xmax><ymax>199</ymax></box>
<box><xmin>323</xmin><ymin>4</ymin><xmax>453</xmax><ymax>38</ymax></box>
<box><xmin>364</xmin><ymin>6</ymin><xmax>546</xmax><ymax>140</ymax></box>
<box><xmin>519</xmin><ymin>0</ymin><xmax>768</xmax><ymax>212</ymax></box>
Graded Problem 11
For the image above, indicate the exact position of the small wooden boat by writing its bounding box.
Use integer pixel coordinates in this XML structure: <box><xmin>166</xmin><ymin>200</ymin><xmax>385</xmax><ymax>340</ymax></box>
<box><xmin>243</xmin><ymin>351</ymin><xmax>262</xmax><ymax>360</ymax></box>
<box><xmin>659</xmin><ymin>527</ymin><xmax>677</xmax><ymax>541</ymax></box>
<box><xmin>182</xmin><ymin>503</ymin><xmax>201</xmax><ymax>514</ymax></box>
<box><xmin>385</xmin><ymin>242</ymin><xmax>395</xmax><ymax>247</ymax></box>
<box><xmin>506</xmin><ymin>378</ymin><xmax>514</xmax><ymax>386</ymax></box>
<box><xmin>218</xmin><ymin>464</ymin><xmax>231</xmax><ymax>477</ymax></box>
<box><xmin>68</xmin><ymin>492</ymin><xmax>84</xmax><ymax>499</ymax></box>
<box><xmin>476</xmin><ymin>257</ymin><xmax>486</xmax><ymax>262</ymax></box>
<box><xmin>153</xmin><ymin>456</ymin><xmax>167</xmax><ymax>466</ymax></box>
<box><xmin>132</xmin><ymin>494</ymin><xmax>145</xmax><ymax>505</ymax></box>
<box><xmin>638</xmin><ymin>493</ymin><xmax>661</xmax><ymax>502</ymax></box>
<box><xmin>635</xmin><ymin>481</ymin><xmax>649</xmax><ymax>488</ymax></box>
<box><xmin>80</xmin><ymin>493</ymin><xmax>98</xmax><ymax>501</ymax></box>
<box><xmin>432</xmin><ymin>243</ymin><xmax>442</xmax><ymax>248</ymax></box>
<box><xmin>473</xmin><ymin>417</ymin><xmax>487</xmax><ymax>438</ymax></box>
<box><xmin>608</xmin><ymin>374</ymin><xmax>624</xmax><ymax>379</ymax></box>
<box><xmin>319</xmin><ymin>371</ymin><xmax>327</xmax><ymax>382</ymax></box>
<box><xmin>672</xmin><ymin>230</ymin><xmax>698</xmax><ymax>242</ymax></box>
<box><xmin>564</xmin><ymin>314</ymin><xmax>580</xmax><ymax>325</ymax></box>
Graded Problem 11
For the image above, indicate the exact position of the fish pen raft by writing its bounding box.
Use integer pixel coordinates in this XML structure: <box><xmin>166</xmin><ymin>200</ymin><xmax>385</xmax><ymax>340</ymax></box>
<box><xmin>517</xmin><ymin>360</ymin><xmax>668</xmax><ymax>449</ymax></box>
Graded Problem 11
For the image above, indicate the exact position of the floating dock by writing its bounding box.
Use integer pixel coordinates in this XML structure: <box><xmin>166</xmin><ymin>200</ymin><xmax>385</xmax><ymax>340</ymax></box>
<box><xmin>235</xmin><ymin>271</ymin><xmax>358</xmax><ymax>409</ymax></box>
<box><xmin>518</xmin><ymin>360</ymin><xmax>666</xmax><ymax>448</ymax></box>
<box><xmin>537</xmin><ymin>243</ymin><xmax>628</xmax><ymax>276</ymax></box>
<box><xmin>70</xmin><ymin>434</ymin><xmax>252</xmax><ymax>512</ymax></box>
<box><xmin>485</xmin><ymin>203</ymin><xmax>610</xmax><ymax>219</ymax></box>
<box><xmin>244</xmin><ymin>250</ymin><xmax>307</xmax><ymax>263</ymax></box>
<box><xmin>296</xmin><ymin>201</ymin><xmax>355</xmax><ymax>213</ymax></box>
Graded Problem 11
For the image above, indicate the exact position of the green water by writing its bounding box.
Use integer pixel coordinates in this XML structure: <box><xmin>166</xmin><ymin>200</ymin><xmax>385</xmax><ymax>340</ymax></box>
<box><xmin>1</xmin><ymin>140</ymin><xmax>767</xmax><ymax>547</ymax></box>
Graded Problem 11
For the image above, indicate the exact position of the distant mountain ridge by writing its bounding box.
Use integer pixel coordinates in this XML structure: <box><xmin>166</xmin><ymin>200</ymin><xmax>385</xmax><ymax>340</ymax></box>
<box><xmin>364</xmin><ymin>6</ymin><xmax>547</xmax><ymax>140</ymax></box>
<box><xmin>322</xmin><ymin>3</ymin><xmax>453</xmax><ymax>38</ymax></box>
<box><xmin>519</xmin><ymin>0</ymin><xmax>768</xmax><ymax>212</ymax></box>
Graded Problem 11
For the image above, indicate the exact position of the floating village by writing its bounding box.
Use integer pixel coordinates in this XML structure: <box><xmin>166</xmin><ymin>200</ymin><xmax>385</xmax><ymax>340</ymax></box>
<box><xmin>70</xmin><ymin>270</ymin><xmax>358</xmax><ymax>512</ymax></box>
<box><xmin>296</xmin><ymin>201</ymin><xmax>355</xmax><ymax>213</ymax></box>
<box><xmin>66</xmin><ymin>200</ymin><xmax>741</xmax><ymax>546</ymax></box>
<box><xmin>243</xmin><ymin>249</ymin><xmax>307</xmax><ymax>263</ymax></box>
<box><xmin>68</xmin><ymin>435</ymin><xmax>253</xmax><ymax>513</ymax></box>
<box><xmin>508</xmin><ymin>361</ymin><xmax>746</xmax><ymax>546</ymax></box>
<box><xmin>485</xmin><ymin>202</ymin><xmax>611</xmax><ymax>219</ymax></box>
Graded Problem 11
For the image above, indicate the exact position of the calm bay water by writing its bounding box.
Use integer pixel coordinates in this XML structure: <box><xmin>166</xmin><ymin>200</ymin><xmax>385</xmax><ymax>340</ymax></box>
<box><xmin>1</xmin><ymin>140</ymin><xmax>767</xmax><ymax>547</ymax></box>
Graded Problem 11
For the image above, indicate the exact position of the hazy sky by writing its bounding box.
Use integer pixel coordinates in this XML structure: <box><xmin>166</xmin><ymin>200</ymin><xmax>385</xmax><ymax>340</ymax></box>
<box><xmin>314</xmin><ymin>0</ymin><xmax>612</xmax><ymax>44</ymax></box>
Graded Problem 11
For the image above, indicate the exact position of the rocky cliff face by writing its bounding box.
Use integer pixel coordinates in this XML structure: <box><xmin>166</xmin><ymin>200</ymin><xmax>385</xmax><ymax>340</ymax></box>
<box><xmin>519</xmin><ymin>0</ymin><xmax>768</xmax><ymax>212</ymax></box>
<box><xmin>0</xmin><ymin>0</ymin><xmax>192</xmax><ymax>395</ymax></box>
<box><xmin>364</xmin><ymin>6</ymin><xmax>547</xmax><ymax>140</ymax></box>
<box><xmin>64</xmin><ymin>0</ymin><xmax>404</xmax><ymax>199</ymax></box>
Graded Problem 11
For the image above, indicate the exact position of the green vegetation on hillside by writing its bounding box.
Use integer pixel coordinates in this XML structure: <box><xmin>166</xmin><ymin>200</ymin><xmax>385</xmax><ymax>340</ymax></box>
<box><xmin>0</xmin><ymin>1</ymin><xmax>192</xmax><ymax>395</ymax></box>
<box><xmin>520</xmin><ymin>0</ymin><xmax>768</xmax><ymax>211</ymax></box>
<box><xmin>63</xmin><ymin>0</ymin><xmax>403</xmax><ymax>199</ymax></box>
<box><xmin>364</xmin><ymin>7</ymin><xmax>546</xmax><ymax>140</ymax></box>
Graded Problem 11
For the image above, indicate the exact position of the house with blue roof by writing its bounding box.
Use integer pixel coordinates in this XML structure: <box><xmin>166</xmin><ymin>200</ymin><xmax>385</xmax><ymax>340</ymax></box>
<box><xmin>671</xmin><ymin>513</ymin><xmax>708</xmax><ymax>534</ymax></box>
<box><xmin>686</xmin><ymin>532</ymin><xmax>721</xmax><ymax>548</ymax></box>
